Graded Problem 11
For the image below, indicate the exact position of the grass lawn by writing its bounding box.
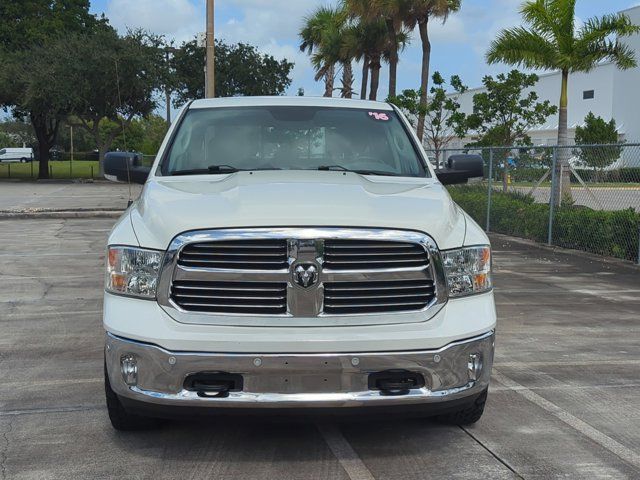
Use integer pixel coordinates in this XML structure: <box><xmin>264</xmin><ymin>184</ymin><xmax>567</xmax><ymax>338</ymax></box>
<box><xmin>0</xmin><ymin>161</ymin><xmax>99</xmax><ymax>179</ymax></box>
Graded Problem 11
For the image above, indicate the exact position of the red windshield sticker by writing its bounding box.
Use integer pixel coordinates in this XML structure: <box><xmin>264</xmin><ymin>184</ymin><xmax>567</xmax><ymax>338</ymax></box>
<box><xmin>367</xmin><ymin>111</ymin><xmax>390</xmax><ymax>121</ymax></box>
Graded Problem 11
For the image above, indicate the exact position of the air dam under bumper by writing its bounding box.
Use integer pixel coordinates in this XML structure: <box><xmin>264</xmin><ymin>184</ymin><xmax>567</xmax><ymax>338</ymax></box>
<box><xmin>105</xmin><ymin>331</ymin><xmax>494</xmax><ymax>409</ymax></box>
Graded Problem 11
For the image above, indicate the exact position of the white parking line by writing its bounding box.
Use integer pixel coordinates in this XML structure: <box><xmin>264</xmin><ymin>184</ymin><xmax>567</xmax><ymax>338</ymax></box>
<box><xmin>2</xmin><ymin>310</ymin><xmax>102</xmax><ymax>319</ymax></box>
<box><xmin>0</xmin><ymin>405</ymin><xmax>103</xmax><ymax>417</ymax></box>
<box><xmin>0</xmin><ymin>253</ymin><xmax>98</xmax><ymax>257</ymax></box>
<box><xmin>0</xmin><ymin>275</ymin><xmax>96</xmax><ymax>280</ymax></box>
<box><xmin>492</xmin><ymin>369</ymin><xmax>640</xmax><ymax>469</ymax></box>
<box><xmin>317</xmin><ymin>423</ymin><xmax>376</xmax><ymax>480</ymax></box>
<box><xmin>496</xmin><ymin>359</ymin><xmax>640</xmax><ymax>367</ymax></box>
<box><xmin>1</xmin><ymin>378</ymin><xmax>101</xmax><ymax>389</ymax></box>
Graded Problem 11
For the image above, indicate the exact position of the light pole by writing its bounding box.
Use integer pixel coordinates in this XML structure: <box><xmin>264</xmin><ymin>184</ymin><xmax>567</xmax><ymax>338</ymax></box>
<box><xmin>69</xmin><ymin>125</ymin><xmax>74</xmax><ymax>161</ymax></box>
<box><xmin>205</xmin><ymin>0</ymin><xmax>215</xmax><ymax>98</ymax></box>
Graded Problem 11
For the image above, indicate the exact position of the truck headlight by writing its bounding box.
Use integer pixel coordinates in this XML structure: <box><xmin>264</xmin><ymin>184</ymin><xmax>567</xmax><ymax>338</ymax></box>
<box><xmin>442</xmin><ymin>246</ymin><xmax>492</xmax><ymax>297</ymax></box>
<box><xmin>106</xmin><ymin>246</ymin><xmax>163</xmax><ymax>299</ymax></box>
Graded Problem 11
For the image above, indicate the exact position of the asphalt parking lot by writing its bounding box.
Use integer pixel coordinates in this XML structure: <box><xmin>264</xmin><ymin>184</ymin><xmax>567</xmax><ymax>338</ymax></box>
<box><xmin>1</xmin><ymin>185</ymin><xmax>639</xmax><ymax>479</ymax></box>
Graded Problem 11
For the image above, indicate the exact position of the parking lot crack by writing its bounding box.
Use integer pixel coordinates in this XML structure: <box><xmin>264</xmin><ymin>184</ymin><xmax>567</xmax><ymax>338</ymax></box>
<box><xmin>459</xmin><ymin>425</ymin><xmax>524</xmax><ymax>479</ymax></box>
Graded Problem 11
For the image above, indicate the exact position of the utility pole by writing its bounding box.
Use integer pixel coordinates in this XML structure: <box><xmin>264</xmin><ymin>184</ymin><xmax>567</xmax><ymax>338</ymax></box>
<box><xmin>165</xmin><ymin>49</ymin><xmax>171</xmax><ymax>123</ymax></box>
<box><xmin>164</xmin><ymin>46</ymin><xmax>176</xmax><ymax>124</ymax></box>
<box><xmin>205</xmin><ymin>0</ymin><xmax>215</xmax><ymax>98</ymax></box>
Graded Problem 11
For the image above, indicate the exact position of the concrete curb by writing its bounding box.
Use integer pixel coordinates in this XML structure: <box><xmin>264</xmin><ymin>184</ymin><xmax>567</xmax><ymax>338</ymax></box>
<box><xmin>0</xmin><ymin>210</ymin><xmax>123</xmax><ymax>219</ymax></box>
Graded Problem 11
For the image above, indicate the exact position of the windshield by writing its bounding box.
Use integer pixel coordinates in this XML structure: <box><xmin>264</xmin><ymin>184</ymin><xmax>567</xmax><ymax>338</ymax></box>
<box><xmin>162</xmin><ymin>106</ymin><xmax>428</xmax><ymax>177</ymax></box>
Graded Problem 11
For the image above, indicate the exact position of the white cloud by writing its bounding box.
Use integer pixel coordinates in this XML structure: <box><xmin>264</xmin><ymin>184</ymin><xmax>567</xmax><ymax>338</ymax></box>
<box><xmin>106</xmin><ymin>0</ymin><xmax>201</xmax><ymax>43</ymax></box>
<box><xmin>427</xmin><ymin>15</ymin><xmax>469</xmax><ymax>44</ymax></box>
<box><xmin>98</xmin><ymin>0</ymin><xmax>578</xmax><ymax>95</ymax></box>
<box><xmin>217</xmin><ymin>0</ymin><xmax>321</xmax><ymax>46</ymax></box>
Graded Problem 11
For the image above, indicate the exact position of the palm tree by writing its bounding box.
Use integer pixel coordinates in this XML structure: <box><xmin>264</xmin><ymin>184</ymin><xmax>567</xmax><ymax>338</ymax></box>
<box><xmin>300</xmin><ymin>6</ymin><xmax>355</xmax><ymax>98</ymax></box>
<box><xmin>311</xmin><ymin>27</ymin><xmax>356</xmax><ymax>98</ymax></box>
<box><xmin>404</xmin><ymin>0</ymin><xmax>461</xmax><ymax>141</ymax></box>
<box><xmin>342</xmin><ymin>19</ymin><xmax>390</xmax><ymax>99</ymax></box>
<box><xmin>344</xmin><ymin>0</ymin><xmax>411</xmax><ymax>98</ymax></box>
<box><xmin>486</xmin><ymin>0</ymin><xmax>640</xmax><ymax>204</ymax></box>
<box><xmin>299</xmin><ymin>6</ymin><xmax>344</xmax><ymax>97</ymax></box>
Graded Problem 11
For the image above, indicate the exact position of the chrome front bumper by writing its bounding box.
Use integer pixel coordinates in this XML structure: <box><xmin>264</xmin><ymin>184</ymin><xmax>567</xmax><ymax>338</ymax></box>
<box><xmin>105</xmin><ymin>331</ymin><xmax>494</xmax><ymax>409</ymax></box>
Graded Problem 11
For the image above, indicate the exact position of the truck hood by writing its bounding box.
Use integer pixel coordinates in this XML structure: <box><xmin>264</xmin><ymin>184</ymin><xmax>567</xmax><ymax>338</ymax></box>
<box><xmin>129</xmin><ymin>170</ymin><xmax>466</xmax><ymax>250</ymax></box>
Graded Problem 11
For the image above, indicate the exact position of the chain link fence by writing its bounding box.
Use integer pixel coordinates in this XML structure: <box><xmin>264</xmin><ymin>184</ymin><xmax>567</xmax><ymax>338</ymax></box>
<box><xmin>0</xmin><ymin>153</ymin><xmax>156</xmax><ymax>179</ymax></box>
<box><xmin>428</xmin><ymin>144</ymin><xmax>640</xmax><ymax>264</ymax></box>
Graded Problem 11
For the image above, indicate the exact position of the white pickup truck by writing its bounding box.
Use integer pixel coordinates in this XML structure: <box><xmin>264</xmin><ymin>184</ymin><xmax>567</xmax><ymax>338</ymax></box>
<box><xmin>103</xmin><ymin>97</ymin><xmax>495</xmax><ymax>430</ymax></box>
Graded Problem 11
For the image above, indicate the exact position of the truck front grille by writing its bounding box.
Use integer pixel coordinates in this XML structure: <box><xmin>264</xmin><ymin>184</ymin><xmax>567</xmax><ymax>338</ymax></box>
<box><xmin>171</xmin><ymin>280</ymin><xmax>287</xmax><ymax>314</ymax></box>
<box><xmin>324</xmin><ymin>279</ymin><xmax>436</xmax><ymax>314</ymax></box>
<box><xmin>158</xmin><ymin>228</ymin><xmax>444</xmax><ymax>322</ymax></box>
<box><xmin>177</xmin><ymin>239</ymin><xmax>288</xmax><ymax>270</ymax></box>
<box><xmin>324</xmin><ymin>240</ymin><xmax>429</xmax><ymax>270</ymax></box>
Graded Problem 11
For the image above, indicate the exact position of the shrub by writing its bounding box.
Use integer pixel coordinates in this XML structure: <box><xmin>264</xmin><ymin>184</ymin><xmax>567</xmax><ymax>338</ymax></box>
<box><xmin>448</xmin><ymin>185</ymin><xmax>640</xmax><ymax>261</ymax></box>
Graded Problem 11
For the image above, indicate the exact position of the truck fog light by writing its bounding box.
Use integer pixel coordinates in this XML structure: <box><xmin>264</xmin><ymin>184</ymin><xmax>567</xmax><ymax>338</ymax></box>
<box><xmin>120</xmin><ymin>355</ymin><xmax>138</xmax><ymax>386</ymax></box>
<box><xmin>467</xmin><ymin>353</ymin><xmax>482</xmax><ymax>381</ymax></box>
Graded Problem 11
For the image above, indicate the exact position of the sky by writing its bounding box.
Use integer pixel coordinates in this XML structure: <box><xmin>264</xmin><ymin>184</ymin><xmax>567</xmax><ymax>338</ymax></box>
<box><xmin>89</xmin><ymin>0</ymin><xmax>639</xmax><ymax>98</ymax></box>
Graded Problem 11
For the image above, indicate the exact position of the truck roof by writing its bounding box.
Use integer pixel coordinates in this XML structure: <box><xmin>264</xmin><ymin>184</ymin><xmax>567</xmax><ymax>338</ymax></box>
<box><xmin>189</xmin><ymin>96</ymin><xmax>394</xmax><ymax>111</ymax></box>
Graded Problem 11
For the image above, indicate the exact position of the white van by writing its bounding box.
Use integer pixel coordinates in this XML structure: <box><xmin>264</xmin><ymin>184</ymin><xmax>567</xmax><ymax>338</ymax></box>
<box><xmin>0</xmin><ymin>147</ymin><xmax>34</xmax><ymax>163</ymax></box>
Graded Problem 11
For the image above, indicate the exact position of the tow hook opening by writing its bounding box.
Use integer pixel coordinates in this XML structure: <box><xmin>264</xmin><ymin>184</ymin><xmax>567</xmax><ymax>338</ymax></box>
<box><xmin>184</xmin><ymin>372</ymin><xmax>244</xmax><ymax>398</ymax></box>
<box><xmin>368</xmin><ymin>370</ymin><xmax>426</xmax><ymax>396</ymax></box>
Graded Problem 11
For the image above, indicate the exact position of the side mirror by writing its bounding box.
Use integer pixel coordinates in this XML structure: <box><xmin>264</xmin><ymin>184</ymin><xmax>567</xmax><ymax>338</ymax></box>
<box><xmin>435</xmin><ymin>154</ymin><xmax>484</xmax><ymax>185</ymax></box>
<box><xmin>104</xmin><ymin>152</ymin><xmax>151</xmax><ymax>185</ymax></box>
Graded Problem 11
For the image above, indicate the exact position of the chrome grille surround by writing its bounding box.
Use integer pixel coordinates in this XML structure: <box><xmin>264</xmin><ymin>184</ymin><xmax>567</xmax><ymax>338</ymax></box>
<box><xmin>156</xmin><ymin>228</ymin><xmax>448</xmax><ymax>326</ymax></box>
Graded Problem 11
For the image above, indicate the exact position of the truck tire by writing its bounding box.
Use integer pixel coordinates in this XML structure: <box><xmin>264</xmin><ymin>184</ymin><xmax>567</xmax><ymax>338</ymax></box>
<box><xmin>104</xmin><ymin>364</ymin><xmax>163</xmax><ymax>431</ymax></box>
<box><xmin>434</xmin><ymin>388</ymin><xmax>487</xmax><ymax>425</ymax></box>
<box><xmin>20</xmin><ymin>158</ymin><xmax>27</xmax><ymax>163</ymax></box>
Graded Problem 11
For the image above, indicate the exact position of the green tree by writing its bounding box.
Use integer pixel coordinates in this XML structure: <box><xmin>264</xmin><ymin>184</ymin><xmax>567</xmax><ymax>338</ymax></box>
<box><xmin>0</xmin><ymin>0</ymin><xmax>99</xmax><ymax>48</ymax></box>
<box><xmin>574</xmin><ymin>112</ymin><xmax>623</xmax><ymax>178</ymax></box>
<box><xmin>486</xmin><ymin>0</ymin><xmax>640</xmax><ymax>204</ymax></box>
<box><xmin>3</xmin><ymin>43</ymin><xmax>77</xmax><ymax>174</ymax></box>
<box><xmin>137</xmin><ymin>115</ymin><xmax>169</xmax><ymax>155</ymax></box>
<box><xmin>388</xmin><ymin>73</ymin><xmax>468</xmax><ymax>168</ymax></box>
<box><xmin>0</xmin><ymin>119</ymin><xmax>36</xmax><ymax>149</ymax></box>
<box><xmin>403</xmin><ymin>1</ymin><xmax>461</xmax><ymax>141</ymax></box>
<box><xmin>56</xmin><ymin>27</ymin><xmax>166</xmax><ymax>175</ymax></box>
<box><xmin>0</xmin><ymin>131</ymin><xmax>17</xmax><ymax>148</ymax></box>
<box><xmin>57</xmin><ymin>120</ymin><xmax>96</xmax><ymax>154</ymax></box>
<box><xmin>465</xmin><ymin>70</ymin><xmax>557</xmax><ymax>191</ymax></box>
<box><xmin>172</xmin><ymin>39</ymin><xmax>293</xmax><ymax>104</ymax></box>
<box><xmin>98</xmin><ymin>117</ymin><xmax>145</xmax><ymax>154</ymax></box>
<box><xmin>0</xmin><ymin>0</ymin><xmax>102</xmax><ymax>178</ymax></box>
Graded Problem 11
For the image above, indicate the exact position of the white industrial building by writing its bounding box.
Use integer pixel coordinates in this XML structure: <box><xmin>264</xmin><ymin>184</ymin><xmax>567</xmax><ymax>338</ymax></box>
<box><xmin>443</xmin><ymin>5</ymin><xmax>640</xmax><ymax>150</ymax></box>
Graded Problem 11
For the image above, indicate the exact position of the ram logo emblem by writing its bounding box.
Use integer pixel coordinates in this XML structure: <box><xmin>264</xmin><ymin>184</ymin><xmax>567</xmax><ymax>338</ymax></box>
<box><xmin>293</xmin><ymin>264</ymin><xmax>318</xmax><ymax>288</ymax></box>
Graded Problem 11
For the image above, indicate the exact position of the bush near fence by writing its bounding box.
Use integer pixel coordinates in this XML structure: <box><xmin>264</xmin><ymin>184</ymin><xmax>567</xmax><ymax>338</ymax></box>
<box><xmin>449</xmin><ymin>186</ymin><xmax>640</xmax><ymax>261</ymax></box>
<box><xmin>482</xmin><ymin>167</ymin><xmax>640</xmax><ymax>184</ymax></box>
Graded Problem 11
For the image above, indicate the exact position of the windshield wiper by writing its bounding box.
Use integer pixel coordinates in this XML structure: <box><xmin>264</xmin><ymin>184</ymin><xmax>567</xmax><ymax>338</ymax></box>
<box><xmin>208</xmin><ymin>164</ymin><xmax>241</xmax><ymax>173</ymax></box>
<box><xmin>318</xmin><ymin>165</ymin><xmax>402</xmax><ymax>177</ymax></box>
<box><xmin>171</xmin><ymin>165</ymin><xmax>241</xmax><ymax>176</ymax></box>
<box><xmin>353</xmin><ymin>169</ymin><xmax>403</xmax><ymax>177</ymax></box>
<box><xmin>318</xmin><ymin>165</ymin><xmax>348</xmax><ymax>171</ymax></box>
